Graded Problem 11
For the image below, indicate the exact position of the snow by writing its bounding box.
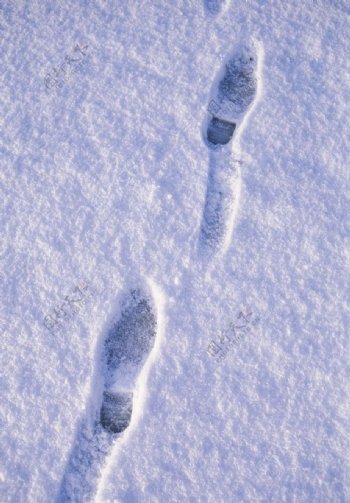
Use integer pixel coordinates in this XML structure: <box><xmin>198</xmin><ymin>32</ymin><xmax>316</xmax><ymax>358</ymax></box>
<box><xmin>1</xmin><ymin>0</ymin><xmax>350</xmax><ymax>502</ymax></box>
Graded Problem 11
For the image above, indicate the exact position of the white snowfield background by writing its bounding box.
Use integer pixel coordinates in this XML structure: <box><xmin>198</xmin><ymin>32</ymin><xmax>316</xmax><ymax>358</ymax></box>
<box><xmin>1</xmin><ymin>0</ymin><xmax>350</xmax><ymax>502</ymax></box>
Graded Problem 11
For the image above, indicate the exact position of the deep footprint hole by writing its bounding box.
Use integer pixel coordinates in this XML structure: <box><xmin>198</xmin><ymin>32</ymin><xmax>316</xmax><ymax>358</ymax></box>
<box><xmin>207</xmin><ymin>117</ymin><xmax>236</xmax><ymax>146</ymax></box>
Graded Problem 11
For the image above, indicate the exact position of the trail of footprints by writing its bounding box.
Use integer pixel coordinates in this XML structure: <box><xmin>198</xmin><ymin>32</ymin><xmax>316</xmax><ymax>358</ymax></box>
<box><xmin>57</xmin><ymin>39</ymin><xmax>260</xmax><ymax>503</ymax></box>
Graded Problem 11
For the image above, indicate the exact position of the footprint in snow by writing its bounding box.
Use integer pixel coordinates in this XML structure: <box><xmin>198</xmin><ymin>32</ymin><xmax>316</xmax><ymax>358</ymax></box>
<box><xmin>199</xmin><ymin>40</ymin><xmax>260</xmax><ymax>258</ymax></box>
<box><xmin>204</xmin><ymin>0</ymin><xmax>229</xmax><ymax>17</ymax></box>
<box><xmin>101</xmin><ymin>288</ymin><xmax>157</xmax><ymax>433</ymax></box>
<box><xmin>57</xmin><ymin>289</ymin><xmax>157</xmax><ymax>502</ymax></box>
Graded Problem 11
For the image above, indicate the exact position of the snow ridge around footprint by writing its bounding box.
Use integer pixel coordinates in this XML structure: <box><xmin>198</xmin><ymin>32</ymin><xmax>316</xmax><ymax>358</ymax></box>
<box><xmin>57</xmin><ymin>287</ymin><xmax>157</xmax><ymax>502</ymax></box>
<box><xmin>200</xmin><ymin>39</ymin><xmax>261</xmax><ymax>258</ymax></box>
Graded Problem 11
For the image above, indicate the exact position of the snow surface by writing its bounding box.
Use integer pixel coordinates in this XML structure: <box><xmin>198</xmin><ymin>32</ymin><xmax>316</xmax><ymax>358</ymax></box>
<box><xmin>1</xmin><ymin>0</ymin><xmax>350</xmax><ymax>502</ymax></box>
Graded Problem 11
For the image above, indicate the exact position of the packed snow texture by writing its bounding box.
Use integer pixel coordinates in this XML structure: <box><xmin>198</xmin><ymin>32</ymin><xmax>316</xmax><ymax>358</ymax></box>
<box><xmin>1</xmin><ymin>0</ymin><xmax>350</xmax><ymax>502</ymax></box>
